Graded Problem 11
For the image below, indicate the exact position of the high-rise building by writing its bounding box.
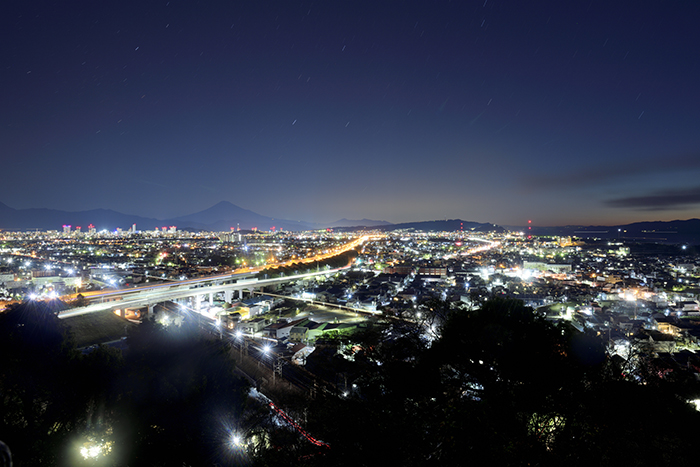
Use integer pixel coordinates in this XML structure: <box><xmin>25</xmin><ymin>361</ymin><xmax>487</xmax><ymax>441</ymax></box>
<box><xmin>62</xmin><ymin>225</ymin><xmax>71</xmax><ymax>235</ymax></box>
<box><xmin>220</xmin><ymin>231</ymin><xmax>242</xmax><ymax>243</ymax></box>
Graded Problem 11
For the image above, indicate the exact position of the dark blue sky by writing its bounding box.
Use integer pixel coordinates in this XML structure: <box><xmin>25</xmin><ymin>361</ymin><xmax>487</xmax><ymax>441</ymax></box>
<box><xmin>3</xmin><ymin>1</ymin><xmax>700</xmax><ymax>226</ymax></box>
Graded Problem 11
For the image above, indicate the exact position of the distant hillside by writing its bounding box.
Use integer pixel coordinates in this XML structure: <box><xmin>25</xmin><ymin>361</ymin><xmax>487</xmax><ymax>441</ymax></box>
<box><xmin>0</xmin><ymin>202</ymin><xmax>161</xmax><ymax>231</ymax></box>
<box><xmin>379</xmin><ymin>219</ymin><xmax>505</xmax><ymax>233</ymax></box>
<box><xmin>327</xmin><ymin>218</ymin><xmax>393</xmax><ymax>228</ymax></box>
<box><xmin>525</xmin><ymin>219</ymin><xmax>700</xmax><ymax>244</ymax></box>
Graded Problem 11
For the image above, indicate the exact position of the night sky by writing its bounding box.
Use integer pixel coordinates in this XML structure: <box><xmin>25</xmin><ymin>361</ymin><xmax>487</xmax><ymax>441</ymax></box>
<box><xmin>3</xmin><ymin>1</ymin><xmax>700</xmax><ymax>227</ymax></box>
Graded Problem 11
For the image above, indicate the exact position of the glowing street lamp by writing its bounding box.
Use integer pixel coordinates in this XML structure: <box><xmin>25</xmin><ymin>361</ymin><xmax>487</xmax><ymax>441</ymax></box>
<box><xmin>79</xmin><ymin>438</ymin><xmax>113</xmax><ymax>460</ymax></box>
<box><xmin>230</xmin><ymin>433</ymin><xmax>242</xmax><ymax>447</ymax></box>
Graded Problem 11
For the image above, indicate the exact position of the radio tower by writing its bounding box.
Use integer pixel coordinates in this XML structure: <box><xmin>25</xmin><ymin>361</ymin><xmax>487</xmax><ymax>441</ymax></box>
<box><xmin>527</xmin><ymin>219</ymin><xmax>532</xmax><ymax>240</ymax></box>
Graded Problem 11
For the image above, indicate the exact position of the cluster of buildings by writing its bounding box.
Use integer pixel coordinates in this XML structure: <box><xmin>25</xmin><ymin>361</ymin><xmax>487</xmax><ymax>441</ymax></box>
<box><xmin>2</xmin><ymin>228</ymin><xmax>699</xmax><ymax>378</ymax></box>
<box><xmin>0</xmin><ymin>228</ymin><xmax>356</xmax><ymax>303</ymax></box>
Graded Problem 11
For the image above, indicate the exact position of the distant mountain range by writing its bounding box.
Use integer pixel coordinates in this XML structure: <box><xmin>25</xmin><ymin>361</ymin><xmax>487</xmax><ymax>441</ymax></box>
<box><xmin>0</xmin><ymin>201</ymin><xmax>698</xmax><ymax>244</ymax></box>
<box><xmin>0</xmin><ymin>201</ymin><xmax>394</xmax><ymax>232</ymax></box>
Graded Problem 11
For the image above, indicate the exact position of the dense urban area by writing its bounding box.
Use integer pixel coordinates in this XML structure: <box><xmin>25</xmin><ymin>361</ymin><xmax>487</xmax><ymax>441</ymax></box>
<box><xmin>2</xmin><ymin>225</ymin><xmax>700</xmax><ymax>466</ymax></box>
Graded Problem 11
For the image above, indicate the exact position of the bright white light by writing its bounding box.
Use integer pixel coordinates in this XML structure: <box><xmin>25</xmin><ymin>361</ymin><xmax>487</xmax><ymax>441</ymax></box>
<box><xmin>235</xmin><ymin>330</ymin><xmax>243</xmax><ymax>338</ymax></box>
<box><xmin>79</xmin><ymin>440</ymin><xmax>112</xmax><ymax>459</ymax></box>
<box><xmin>263</xmin><ymin>344</ymin><xmax>271</xmax><ymax>353</ymax></box>
<box><xmin>80</xmin><ymin>445</ymin><xmax>102</xmax><ymax>459</ymax></box>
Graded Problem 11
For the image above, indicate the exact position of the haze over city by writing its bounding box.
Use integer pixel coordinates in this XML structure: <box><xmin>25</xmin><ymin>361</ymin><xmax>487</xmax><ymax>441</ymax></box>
<box><xmin>4</xmin><ymin>1</ymin><xmax>700</xmax><ymax>226</ymax></box>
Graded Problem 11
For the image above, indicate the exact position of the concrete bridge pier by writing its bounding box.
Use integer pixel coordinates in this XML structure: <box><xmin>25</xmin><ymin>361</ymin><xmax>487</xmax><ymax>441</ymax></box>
<box><xmin>224</xmin><ymin>289</ymin><xmax>233</xmax><ymax>303</ymax></box>
<box><xmin>209</xmin><ymin>292</ymin><xmax>214</xmax><ymax>306</ymax></box>
<box><xmin>194</xmin><ymin>294</ymin><xmax>202</xmax><ymax>311</ymax></box>
<box><xmin>147</xmin><ymin>304</ymin><xmax>154</xmax><ymax>317</ymax></box>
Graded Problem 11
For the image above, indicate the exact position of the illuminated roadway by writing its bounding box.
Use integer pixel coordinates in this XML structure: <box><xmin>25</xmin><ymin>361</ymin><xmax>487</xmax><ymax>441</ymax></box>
<box><xmin>58</xmin><ymin>266</ymin><xmax>358</xmax><ymax>319</ymax></box>
<box><xmin>58</xmin><ymin>235</ymin><xmax>373</xmax><ymax>319</ymax></box>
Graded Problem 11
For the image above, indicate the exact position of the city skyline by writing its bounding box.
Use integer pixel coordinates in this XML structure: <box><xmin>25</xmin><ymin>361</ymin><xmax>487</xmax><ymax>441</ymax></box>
<box><xmin>3</xmin><ymin>1</ymin><xmax>700</xmax><ymax>226</ymax></box>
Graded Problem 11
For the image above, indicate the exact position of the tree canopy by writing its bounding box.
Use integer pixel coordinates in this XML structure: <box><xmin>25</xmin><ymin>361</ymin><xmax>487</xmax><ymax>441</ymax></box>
<box><xmin>3</xmin><ymin>297</ymin><xmax>700</xmax><ymax>466</ymax></box>
<box><xmin>258</xmin><ymin>297</ymin><xmax>700</xmax><ymax>467</ymax></box>
<box><xmin>0</xmin><ymin>302</ymin><xmax>251</xmax><ymax>466</ymax></box>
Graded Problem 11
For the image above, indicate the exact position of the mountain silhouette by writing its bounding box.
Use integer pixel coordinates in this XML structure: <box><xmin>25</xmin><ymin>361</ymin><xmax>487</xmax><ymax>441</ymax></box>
<box><xmin>0</xmin><ymin>201</ymin><xmax>317</xmax><ymax>232</ymax></box>
<box><xmin>170</xmin><ymin>201</ymin><xmax>316</xmax><ymax>231</ymax></box>
<box><xmin>1</xmin><ymin>201</ymin><xmax>698</xmax><ymax>243</ymax></box>
<box><xmin>328</xmin><ymin>218</ymin><xmax>393</xmax><ymax>228</ymax></box>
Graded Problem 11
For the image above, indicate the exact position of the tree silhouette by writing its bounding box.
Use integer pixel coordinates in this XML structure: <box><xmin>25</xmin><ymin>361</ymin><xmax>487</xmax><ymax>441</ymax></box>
<box><xmin>263</xmin><ymin>298</ymin><xmax>700</xmax><ymax>467</ymax></box>
<box><xmin>0</xmin><ymin>302</ymin><xmax>253</xmax><ymax>466</ymax></box>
